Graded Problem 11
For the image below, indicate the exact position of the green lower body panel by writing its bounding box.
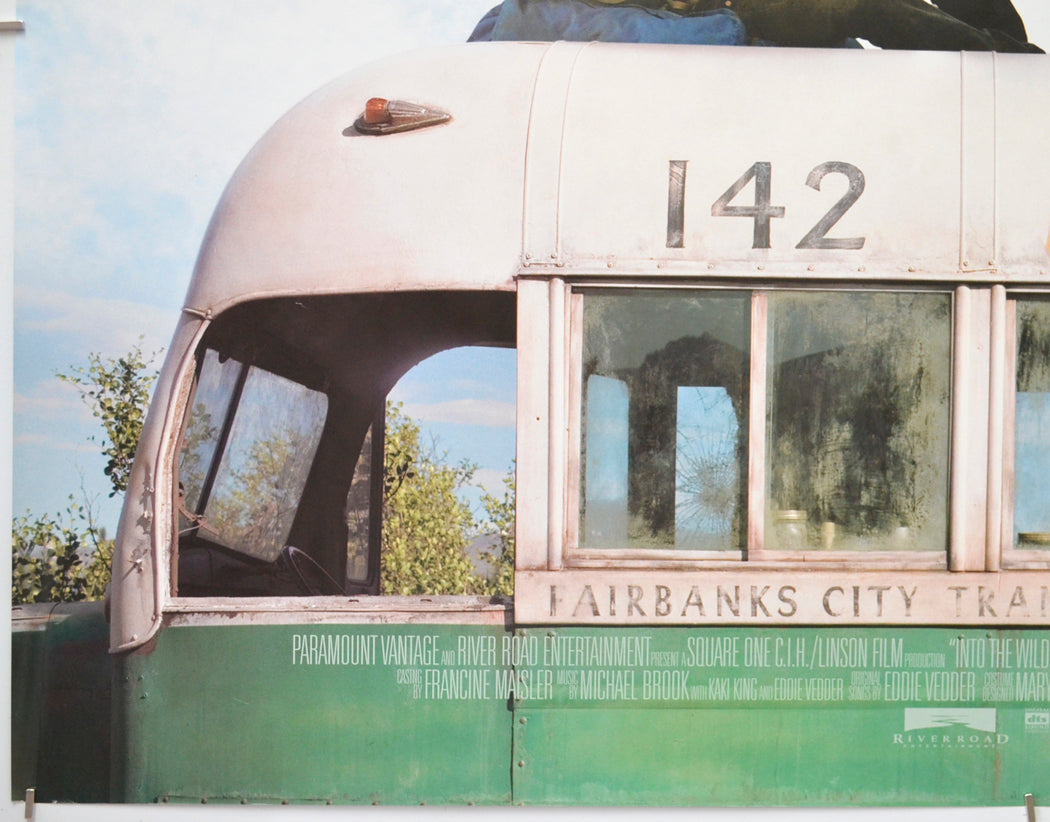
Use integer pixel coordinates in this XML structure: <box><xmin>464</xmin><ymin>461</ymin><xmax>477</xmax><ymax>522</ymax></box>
<box><xmin>11</xmin><ymin>603</ymin><xmax>111</xmax><ymax>803</ymax></box>
<box><xmin>113</xmin><ymin>623</ymin><xmax>1050</xmax><ymax>805</ymax></box>
<box><xmin>511</xmin><ymin>627</ymin><xmax>1049</xmax><ymax>806</ymax></box>
<box><xmin>514</xmin><ymin>706</ymin><xmax>1024</xmax><ymax>805</ymax></box>
<box><xmin>11</xmin><ymin>627</ymin><xmax>47</xmax><ymax>800</ymax></box>
<box><xmin>115</xmin><ymin>623</ymin><xmax>513</xmax><ymax>805</ymax></box>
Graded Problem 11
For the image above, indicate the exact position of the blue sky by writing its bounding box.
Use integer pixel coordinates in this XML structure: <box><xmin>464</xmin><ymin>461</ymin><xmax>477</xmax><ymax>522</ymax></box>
<box><xmin>12</xmin><ymin>0</ymin><xmax>504</xmax><ymax>534</ymax></box>
<box><xmin>12</xmin><ymin>0</ymin><xmax>1050</xmax><ymax>536</ymax></box>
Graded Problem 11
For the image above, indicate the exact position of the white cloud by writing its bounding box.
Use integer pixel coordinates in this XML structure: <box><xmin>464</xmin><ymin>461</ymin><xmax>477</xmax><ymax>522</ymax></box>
<box><xmin>401</xmin><ymin>398</ymin><xmax>515</xmax><ymax>428</ymax></box>
<box><xmin>471</xmin><ymin>467</ymin><xmax>513</xmax><ymax>497</ymax></box>
<box><xmin>13</xmin><ymin>433</ymin><xmax>48</xmax><ymax>446</ymax></box>
<box><xmin>1015</xmin><ymin>2</ymin><xmax>1050</xmax><ymax>46</ymax></box>
<box><xmin>13</xmin><ymin>380</ymin><xmax>101</xmax><ymax>464</ymax></box>
<box><xmin>15</xmin><ymin>0</ymin><xmax>496</xmax><ymax>308</ymax></box>
<box><xmin>13</xmin><ymin>432</ymin><xmax>93</xmax><ymax>453</ymax></box>
<box><xmin>16</xmin><ymin>284</ymin><xmax>178</xmax><ymax>356</ymax></box>
<box><xmin>13</xmin><ymin>382</ymin><xmax>86</xmax><ymax>418</ymax></box>
<box><xmin>17</xmin><ymin>2</ymin><xmax>495</xmax><ymax>225</ymax></box>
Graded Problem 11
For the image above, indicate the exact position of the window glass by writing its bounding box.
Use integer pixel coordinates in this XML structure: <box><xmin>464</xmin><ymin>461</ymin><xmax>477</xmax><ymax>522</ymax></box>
<box><xmin>575</xmin><ymin>288</ymin><xmax>952</xmax><ymax>558</ymax></box>
<box><xmin>583</xmin><ymin>375</ymin><xmax>630</xmax><ymax>546</ymax></box>
<box><xmin>675</xmin><ymin>386</ymin><xmax>741</xmax><ymax>550</ymax></box>
<box><xmin>579</xmin><ymin>290</ymin><xmax>750</xmax><ymax>551</ymax></box>
<box><xmin>178</xmin><ymin>350</ymin><xmax>241</xmax><ymax>513</ymax></box>
<box><xmin>181</xmin><ymin>353</ymin><xmax>328</xmax><ymax>562</ymax></box>
<box><xmin>765</xmin><ymin>291</ymin><xmax>951</xmax><ymax>552</ymax></box>
<box><xmin>1014</xmin><ymin>297</ymin><xmax>1050</xmax><ymax>549</ymax></box>
<box><xmin>345</xmin><ymin>424</ymin><xmax>375</xmax><ymax>581</ymax></box>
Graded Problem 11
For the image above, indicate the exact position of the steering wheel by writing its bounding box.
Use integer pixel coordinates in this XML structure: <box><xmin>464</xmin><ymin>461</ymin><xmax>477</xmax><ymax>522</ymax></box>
<box><xmin>279</xmin><ymin>546</ymin><xmax>344</xmax><ymax>596</ymax></box>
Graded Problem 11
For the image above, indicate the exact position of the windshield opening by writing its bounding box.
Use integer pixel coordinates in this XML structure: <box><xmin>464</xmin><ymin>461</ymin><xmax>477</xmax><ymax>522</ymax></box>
<box><xmin>174</xmin><ymin>291</ymin><xmax>515</xmax><ymax>598</ymax></box>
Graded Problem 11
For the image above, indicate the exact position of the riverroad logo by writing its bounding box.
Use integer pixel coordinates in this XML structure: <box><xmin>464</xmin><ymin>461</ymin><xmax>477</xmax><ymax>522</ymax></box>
<box><xmin>894</xmin><ymin>708</ymin><xmax>1007</xmax><ymax>748</ymax></box>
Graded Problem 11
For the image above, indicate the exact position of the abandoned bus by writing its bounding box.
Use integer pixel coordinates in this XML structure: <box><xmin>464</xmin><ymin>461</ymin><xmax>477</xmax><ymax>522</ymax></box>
<box><xmin>12</xmin><ymin>39</ymin><xmax>1050</xmax><ymax>811</ymax></box>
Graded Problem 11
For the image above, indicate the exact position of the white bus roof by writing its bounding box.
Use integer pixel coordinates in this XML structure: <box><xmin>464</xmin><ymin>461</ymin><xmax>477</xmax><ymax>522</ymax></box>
<box><xmin>186</xmin><ymin>40</ymin><xmax>1050</xmax><ymax>315</ymax></box>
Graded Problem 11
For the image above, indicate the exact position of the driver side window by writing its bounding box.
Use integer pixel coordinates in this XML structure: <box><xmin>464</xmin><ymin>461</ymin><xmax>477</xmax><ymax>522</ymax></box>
<box><xmin>179</xmin><ymin>350</ymin><xmax>328</xmax><ymax>561</ymax></box>
<box><xmin>176</xmin><ymin>350</ymin><xmax>330</xmax><ymax>595</ymax></box>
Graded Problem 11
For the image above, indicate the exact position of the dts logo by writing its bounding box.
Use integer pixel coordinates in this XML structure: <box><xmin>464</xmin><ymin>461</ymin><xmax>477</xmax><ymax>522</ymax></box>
<box><xmin>1025</xmin><ymin>711</ymin><xmax>1050</xmax><ymax>731</ymax></box>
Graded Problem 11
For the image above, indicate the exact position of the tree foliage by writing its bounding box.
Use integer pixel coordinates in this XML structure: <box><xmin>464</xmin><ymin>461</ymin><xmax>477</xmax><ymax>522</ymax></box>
<box><xmin>11</xmin><ymin>500</ymin><xmax>112</xmax><ymax>604</ymax></box>
<box><xmin>14</xmin><ymin>345</ymin><xmax>517</xmax><ymax>603</ymax></box>
<box><xmin>57</xmin><ymin>341</ymin><xmax>158</xmax><ymax>497</ymax></box>
<box><xmin>380</xmin><ymin>403</ymin><xmax>491</xmax><ymax>595</ymax></box>
<box><xmin>12</xmin><ymin>344</ymin><xmax>158</xmax><ymax>604</ymax></box>
<box><xmin>479</xmin><ymin>467</ymin><xmax>515</xmax><ymax>597</ymax></box>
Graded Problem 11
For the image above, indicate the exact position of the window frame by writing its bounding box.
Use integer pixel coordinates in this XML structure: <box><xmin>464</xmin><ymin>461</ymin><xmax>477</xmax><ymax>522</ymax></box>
<box><xmin>517</xmin><ymin>278</ymin><xmax>1050</xmax><ymax>574</ymax></box>
<box><xmin>164</xmin><ymin>337</ymin><xmax>511</xmax><ymax>620</ymax></box>
<box><xmin>1001</xmin><ymin>288</ymin><xmax>1050</xmax><ymax>570</ymax></box>
<box><xmin>163</xmin><ymin>291</ymin><xmax>518</xmax><ymax>617</ymax></box>
<box><xmin>514</xmin><ymin>277</ymin><xmax>1050</xmax><ymax>626</ymax></box>
<box><xmin>562</xmin><ymin>280</ymin><xmax>955</xmax><ymax>570</ymax></box>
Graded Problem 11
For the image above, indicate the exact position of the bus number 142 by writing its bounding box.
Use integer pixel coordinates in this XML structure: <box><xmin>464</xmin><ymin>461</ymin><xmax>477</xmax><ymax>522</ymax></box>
<box><xmin>667</xmin><ymin>160</ymin><xmax>866</xmax><ymax>251</ymax></box>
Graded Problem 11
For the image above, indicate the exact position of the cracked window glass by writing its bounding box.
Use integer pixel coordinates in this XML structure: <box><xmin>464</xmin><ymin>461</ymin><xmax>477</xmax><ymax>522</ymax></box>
<box><xmin>579</xmin><ymin>290</ymin><xmax>750</xmax><ymax>551</ymax></box>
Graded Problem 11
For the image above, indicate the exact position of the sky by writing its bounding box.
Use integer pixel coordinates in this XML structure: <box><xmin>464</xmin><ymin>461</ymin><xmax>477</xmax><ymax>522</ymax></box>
<box><xmin>12</xmin><ymin>0</ymin><xmax>503</xmax><ymax>534</ymax></box>
<box><xmin>11</xmin><ymin>0</ymin><xmax>1050</xmax><ymax>538</ymax></box>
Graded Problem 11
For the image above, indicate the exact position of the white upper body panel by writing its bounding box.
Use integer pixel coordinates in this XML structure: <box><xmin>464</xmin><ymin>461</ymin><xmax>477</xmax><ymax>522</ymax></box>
<box><xmin>185</xmin><ymin>41</ymin><xmax>1050</xmax><ymax>320</ymax></box>
<box><xmin>184</xmin><ymin>44</ymin><xmax>543</xmax><ymax>315</ymax></box>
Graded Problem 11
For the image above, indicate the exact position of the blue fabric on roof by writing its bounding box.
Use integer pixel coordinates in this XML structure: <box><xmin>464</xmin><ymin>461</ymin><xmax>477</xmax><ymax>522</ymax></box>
<box><xmin>468</xmin><ymin>0</ymin><xmax>747</xmax><ymax>46</ymax></box>
<box><xmin>469</xmin><ymin>5</ymin><xmax>503</xmax><ymax>41</ymax></box>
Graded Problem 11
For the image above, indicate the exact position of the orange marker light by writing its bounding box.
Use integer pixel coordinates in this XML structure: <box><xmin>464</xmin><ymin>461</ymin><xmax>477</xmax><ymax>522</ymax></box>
<box><xmin>363</xmin><ymin>97</ymin><xmax>390</xmax><ymax>125</ymax></box>
<box><xmin>350</xmin><ymin>98</ymin><xmax>451</xmax><ymax>136</ymax></box>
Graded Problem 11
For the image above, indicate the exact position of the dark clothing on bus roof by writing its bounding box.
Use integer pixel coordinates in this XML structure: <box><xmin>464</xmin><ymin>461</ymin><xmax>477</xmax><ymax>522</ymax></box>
<box><xmin>469</xmin><ymin>0</ymin><xmax>749</xmax><ymax>45</ymax></box>
<box><xmin>469</xmin><ymin>0</ymin><xmax>1042</xmax><ymax>53</ymax></box>
<box><xmin>727</xmin><ymin>0</ymin><xmax>1040</xmax><ymax>51</ymax></box>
